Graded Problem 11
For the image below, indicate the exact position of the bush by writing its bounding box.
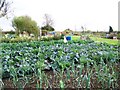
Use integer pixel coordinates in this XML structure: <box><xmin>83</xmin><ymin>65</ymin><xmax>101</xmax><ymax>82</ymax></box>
<box><xmin>1</xmin><ymin>33</ymin><xmax>65</xmax><ymax>43</ymax></box>
<box><xmin>0</xmin><ymin>38</ymin><xmax>10</xmax><ymax>43</ymax></box>
<box><xmin>0</xmin><ymin>36</ymin><xmax>35</xmax><ymax>43</ymax></box>
<box><xmin>41</xmin><ymin>36</ymin><xmax>53</xmax><ymax>41</ymax></box>
<box><xmin>10</xmin><ymin>37</ymin><xmax>34</xmax><ymax>43</ymax></box>
<box><xmin>40</xmin><ymin>35</ymin><xmax>62</xmax><ymax>41</ymax></box>
<box><xmin>53</xmin><ymin>35</ymin><xmax>61</xmax><ymax>40</ymax></box>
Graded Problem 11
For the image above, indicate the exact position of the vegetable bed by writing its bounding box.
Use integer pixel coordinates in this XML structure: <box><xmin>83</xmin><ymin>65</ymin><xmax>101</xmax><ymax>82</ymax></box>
<box><xmin>1</xmin><ymin>40</ymin><xmax>120</xmax><ymax>89</ymax></box>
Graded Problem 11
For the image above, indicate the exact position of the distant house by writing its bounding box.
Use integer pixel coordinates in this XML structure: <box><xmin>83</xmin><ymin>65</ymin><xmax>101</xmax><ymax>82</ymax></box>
<box><xmin>2</xmin><ymin>30</ymin><xmax>16</xmax><ymax>34</ymax></box>
<box><xmin>1</xmin><ymin>30</ymin><xmax>16</xmax><ymax>38</ymax></box>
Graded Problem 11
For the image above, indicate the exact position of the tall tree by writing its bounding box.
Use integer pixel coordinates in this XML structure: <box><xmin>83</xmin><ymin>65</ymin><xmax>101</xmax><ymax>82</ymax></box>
<box><xmin>41</xmin><ymin>14</ymin><xmax>55</xmax><ymax>31</ymax></box>
<box><xmin>43</xmin><ymin>14</ymin><xmax>53</xmax><ymax>26</ymax></box>
<box><xmin>12</xmin><ymin>16</ymin><xmax>39</xmax><ymax>37</ymax></box>
<box><xmin>109</xmin><ymin>26</ymin><xmax>113</xmax><ymax>33</ymax></box>
<box><xmin>0</xmin><ymin>0</ymin><xmax>11</xmax><ymax>18</ymax></box>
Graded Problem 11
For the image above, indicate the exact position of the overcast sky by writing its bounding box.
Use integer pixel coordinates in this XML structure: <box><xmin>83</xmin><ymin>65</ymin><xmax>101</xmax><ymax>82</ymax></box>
<box><xmin>0</xmin><ymin>0</ymin><xmax>119</xmax><ymax>31</ymax></box>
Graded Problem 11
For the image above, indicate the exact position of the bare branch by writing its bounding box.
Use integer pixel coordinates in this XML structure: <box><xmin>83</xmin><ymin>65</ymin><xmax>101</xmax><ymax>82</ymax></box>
<box><xmin>43</xmin><ymin>14</ymin><xmax>54</xmax><ymax>26</ymax></box>
<box><xmin>0</xmin><ymin>0</ymin><xmax>11</xmax><ymax>18</ymax></box>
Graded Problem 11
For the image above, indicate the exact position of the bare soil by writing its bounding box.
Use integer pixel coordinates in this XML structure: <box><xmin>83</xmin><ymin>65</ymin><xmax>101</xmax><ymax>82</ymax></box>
<box><xmin>2</xmin><ymin>64</ymin><xmax>120</xmax><ymax>89</ymax></box>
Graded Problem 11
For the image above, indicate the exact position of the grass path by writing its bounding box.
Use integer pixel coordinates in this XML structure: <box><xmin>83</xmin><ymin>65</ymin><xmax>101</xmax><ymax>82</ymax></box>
<box><xmin>90</xmin><ymin>37</ymin><xmax>118</xmax><ymax>45</ymax></box>
<box><xmin>72</xmin><ymin>36</ymin><xmax>80</xmax><ymax>40</ymax></box>
<box><xmin>71</xmin><ymin>36</ymin><xmax>119</xmax><ymax>45</ymax></box>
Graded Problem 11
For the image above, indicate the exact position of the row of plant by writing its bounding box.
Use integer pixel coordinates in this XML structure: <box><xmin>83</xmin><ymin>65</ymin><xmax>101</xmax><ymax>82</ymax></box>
<box><xmin>1</xmin><ymin>40</ymin><xmax>120</xmax><ymax>89</ymax></box>
<box><xmin>2</xmin><ymin>61</ymin><xmax>119</xmax><ymax>89</ymax></box>
<box><xmin>0</xmin><ymin>34</ymin><xmax>63</xmax><ymax>43</ymax></box>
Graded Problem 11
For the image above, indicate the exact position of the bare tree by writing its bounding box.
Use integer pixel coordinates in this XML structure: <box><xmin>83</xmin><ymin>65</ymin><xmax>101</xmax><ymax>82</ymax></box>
<box><xmin>41</xmin><ymin>14</ymin><xmax>55</xmax><ymax>31</ymax></box>
<box><xmin>43</xmin><ymin>14</ymin><xmax>54</xmax><ymax>26</ymax></box>
<box><xmin>81</xmin><ymin>26</ymin><xmax>87</xmax><ymax>33</ymax></box>
<box><xmin>0</xmin><ymin>0</ymin><xmax>11</xmax><ymax>18</ymax></box>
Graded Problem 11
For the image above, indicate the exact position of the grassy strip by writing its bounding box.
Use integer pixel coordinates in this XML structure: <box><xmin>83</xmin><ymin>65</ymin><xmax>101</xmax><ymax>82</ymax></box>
<box><xmin>69</xmin><ymin>36</ymin><xmax>118</xmax><ymax>45</ymax></box>
<box><xmin>90</xmin><ymin>37</ymin><xmax>119</xmax><ymax>45</ymax></box>
<box><xmin>72</xmin><ymin>36</ymin><xmax>80</xmax><ymax>40</ymax></box>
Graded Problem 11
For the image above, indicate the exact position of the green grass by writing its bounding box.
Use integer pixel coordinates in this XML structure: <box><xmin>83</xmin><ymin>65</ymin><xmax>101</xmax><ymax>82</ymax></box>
<box><xmin>90</xmin><ymin>37</ymin><xmax>118</xmax><ymax>45</ymax></box>
<box><xmin>72</xmin><ymin>36</ymin><xmax>80</xmax><ymax>40</ymax></box>
<box><xmin>71</xmin><ymin>36</ymin><xmax>119</xmax><ymax>45</ymax></box>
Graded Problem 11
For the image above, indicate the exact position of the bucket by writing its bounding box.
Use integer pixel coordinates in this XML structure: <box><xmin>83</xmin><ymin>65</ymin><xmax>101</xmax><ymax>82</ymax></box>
<box><xmin>66</xmin><ymin>36</ymin><xmax>71</xmax><ymax>40</ymax></box>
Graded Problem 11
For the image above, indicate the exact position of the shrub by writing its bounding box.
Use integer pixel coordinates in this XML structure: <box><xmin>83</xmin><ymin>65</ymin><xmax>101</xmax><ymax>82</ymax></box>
<box><xmin>41</xmin><ymin>37</ymin><xmax>53</xmax><ymax>41</ymax></box>
<box><xmin>0</xmin><ymin>36</ymin><xmax>35</xmax><ymax>43</ymax></box>
<box><xmin>0</xmin><ymin>37</ymin><xmax>10</xmax><ymax>43</ymax></box>
<box><xmin>53</xmin><ymin>35</ymin><xmax>61</xmax><ymax>40</ymax></box>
